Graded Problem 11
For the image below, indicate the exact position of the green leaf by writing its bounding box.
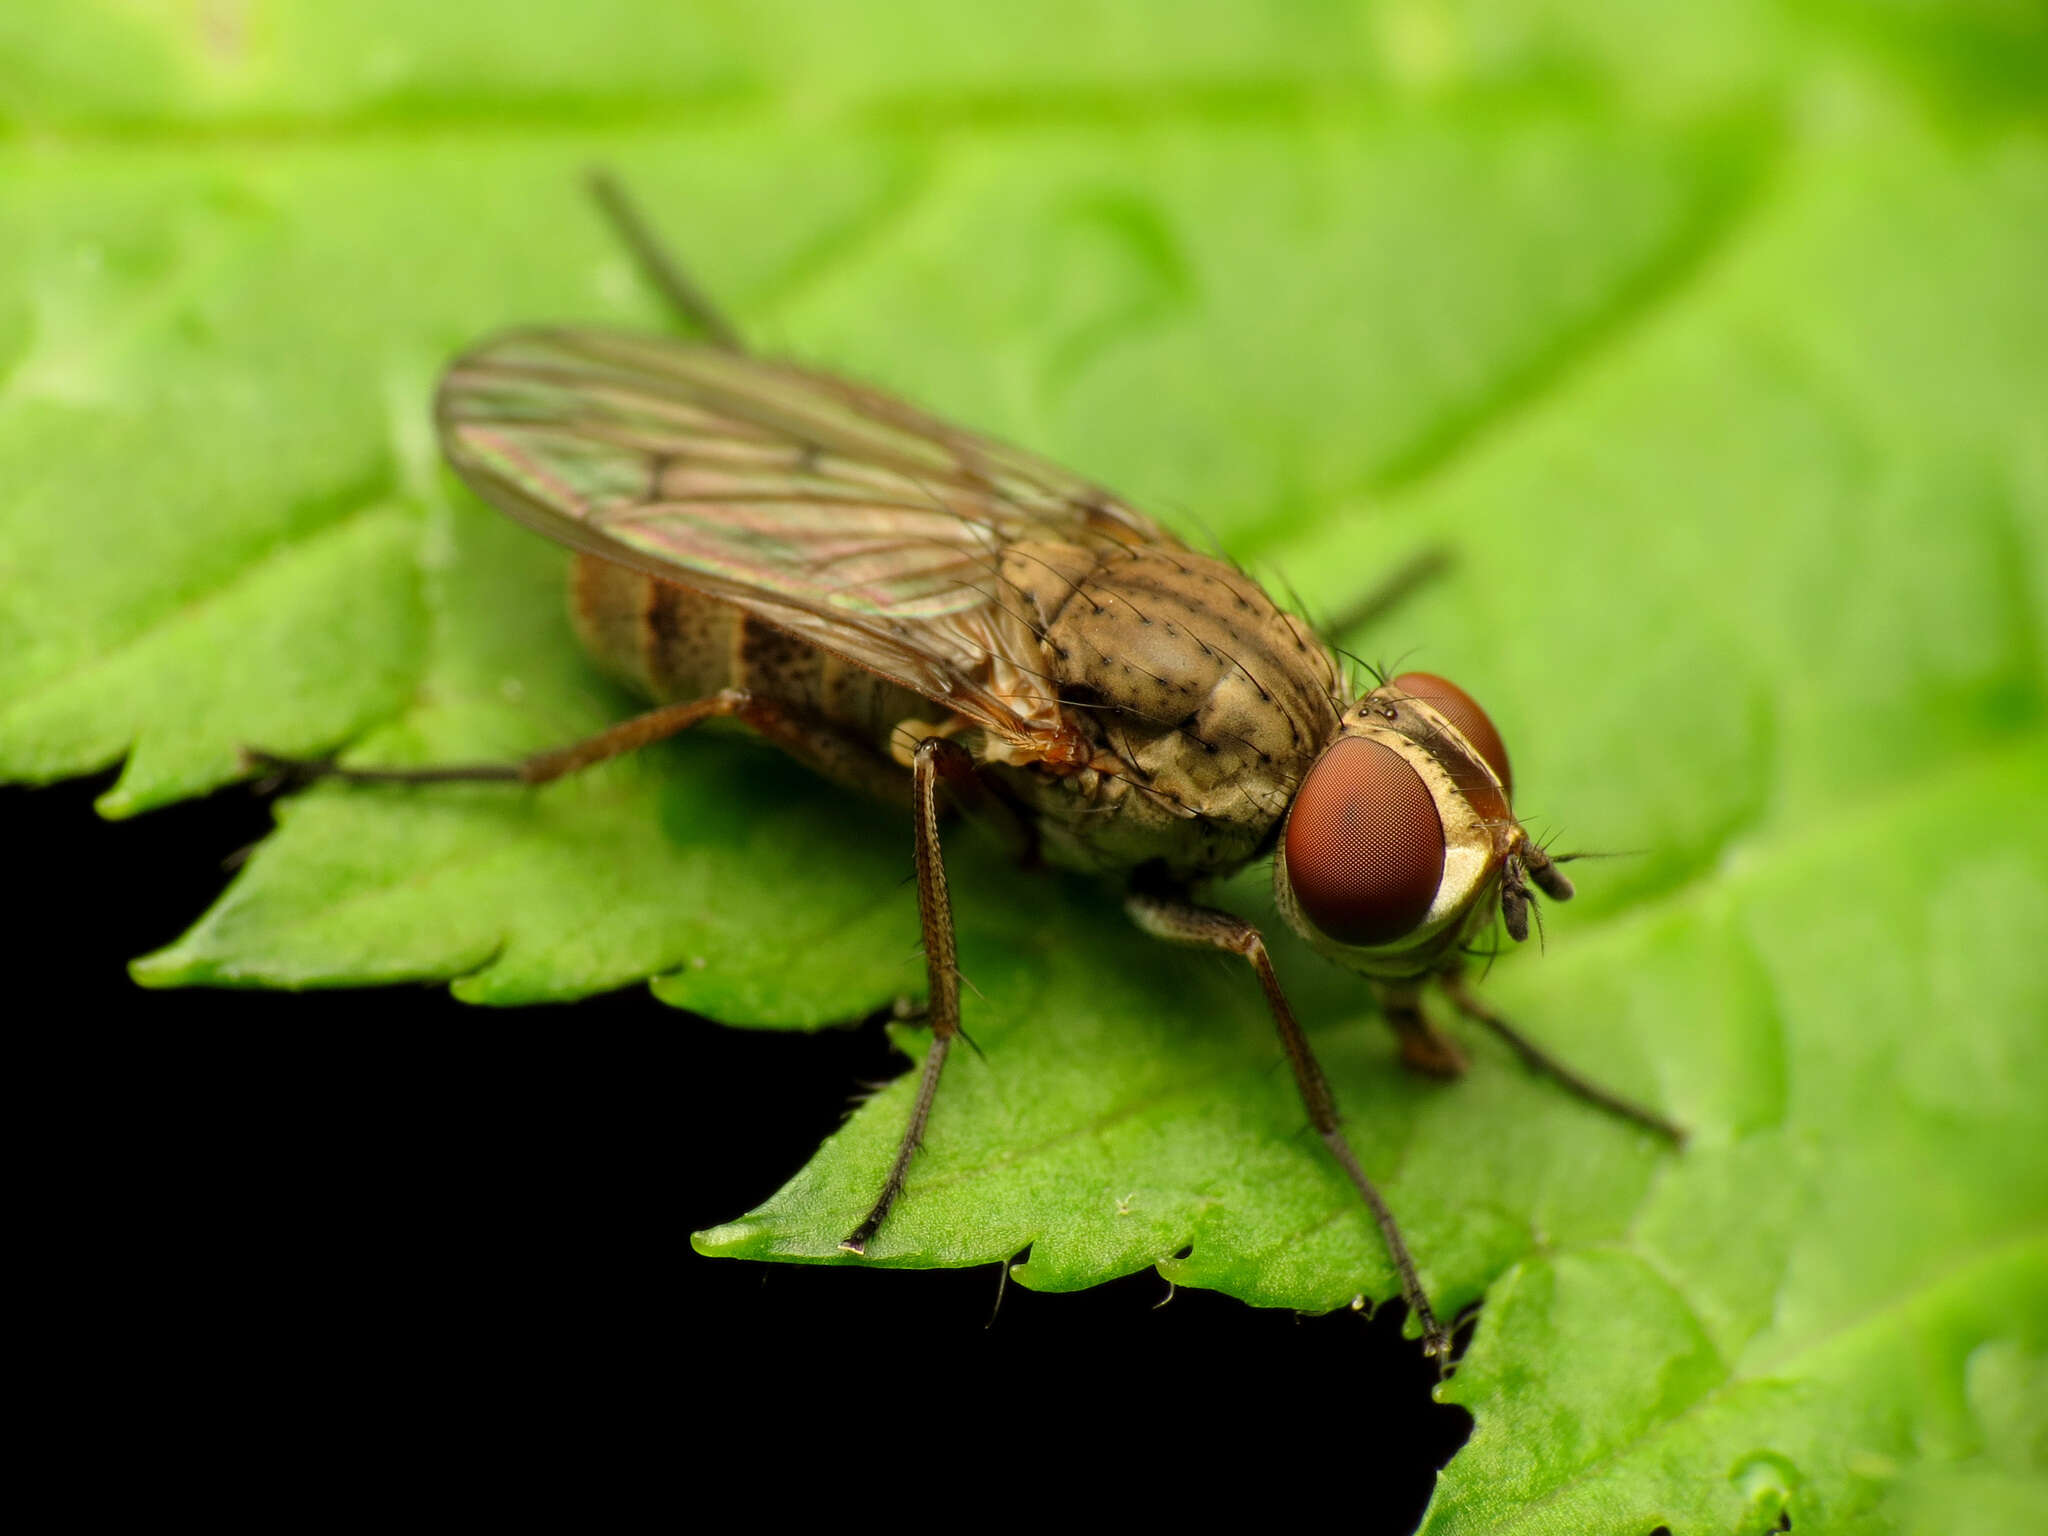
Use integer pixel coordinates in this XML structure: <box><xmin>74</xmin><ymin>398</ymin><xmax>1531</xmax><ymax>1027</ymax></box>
<box><xmin>5</xmin><ymin>4</ymin><xmax>2044</xmax><ymax>1530</ymax></box>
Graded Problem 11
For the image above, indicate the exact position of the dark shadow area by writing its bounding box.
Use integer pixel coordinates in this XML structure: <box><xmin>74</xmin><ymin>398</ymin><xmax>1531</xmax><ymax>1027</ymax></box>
<box><xmin>16</xmin><ymin>772</ymin><xmax>1473</xmax><ymax>1530</ymax></box>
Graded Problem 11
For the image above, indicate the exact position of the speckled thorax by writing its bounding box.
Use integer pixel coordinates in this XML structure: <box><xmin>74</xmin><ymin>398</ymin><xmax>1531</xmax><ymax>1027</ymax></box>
<box><xmin>988</xmin><ymin>541</ymin><xmax>1344</xmax><ymax>880</ymax></box>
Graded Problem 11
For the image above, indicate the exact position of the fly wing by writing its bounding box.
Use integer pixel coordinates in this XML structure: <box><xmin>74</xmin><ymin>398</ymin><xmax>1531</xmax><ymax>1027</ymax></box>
<box><xmin>437</xmin><ymin>326</ymin><xmax>1183</xmax><ymax>750</ymax></box>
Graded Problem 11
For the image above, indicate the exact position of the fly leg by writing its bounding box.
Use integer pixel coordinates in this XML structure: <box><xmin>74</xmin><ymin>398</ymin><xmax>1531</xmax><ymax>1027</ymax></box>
<box><xmin>841</xmin><ymin>736</ymin><xmax>975</xmax><ymax>1254</ymax></box>
<box><xmin>1126</xmin><ymin>885</ymin><xmax>1448</xmax><ymax>1359</ymax></box>
<box><xmin>243</xmin><ymin>688</ymin><xmax>906</xmax><ymax>800</ymax></box>
<box><xmin>1439</xmin><ymin>971</ymin><xmax>1687</xmax><ymax>1144</ymax></box>
<box><xmin>1320</xmin><ymin>544</ymin><xmax>1452</xmax><ymax>642</ymax></box>
<box><xmin>585</xmin><ymin>169</ymin><xmax>747</xmax><ymax>353</ymax></box>
<box><xmin>889</xmin><ymin>724</ymin><xmax>1041</xmax><ymax>870</ymax></box>
<box><xmin>1373</xmin><ymin>980</ymin><xmax>1471</xmax><ymax>1078</ymax></box>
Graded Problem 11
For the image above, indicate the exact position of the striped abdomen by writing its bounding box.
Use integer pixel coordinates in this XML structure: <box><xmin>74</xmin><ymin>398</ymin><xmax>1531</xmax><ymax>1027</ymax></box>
<box><xmin>569</xmin><ymin>553</ymin><xmax>948</xmax><ymax>785</ymax></box>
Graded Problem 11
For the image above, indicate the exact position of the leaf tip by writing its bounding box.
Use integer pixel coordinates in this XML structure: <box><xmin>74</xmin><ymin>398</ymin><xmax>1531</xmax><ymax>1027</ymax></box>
<box><xmin>129</xmin><ymin>947</ymin><xmax>201</xmax><ymax>988</ymax></box>
<box><xmin>691</xmin><ymin>1221</ymin><xmax>767</xmax><ymax>1258</ymax></box>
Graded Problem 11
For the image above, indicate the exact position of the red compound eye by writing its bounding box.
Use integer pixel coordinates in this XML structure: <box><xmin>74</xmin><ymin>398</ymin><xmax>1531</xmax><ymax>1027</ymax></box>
<box><xmin>1285</xmin><ymin>737</ymin><xmax>1445</xmax><ymax>947</ymax></box>
<box><xmin>1391</xmin><ymin>671</ymin><xmax>1513</xmax><ymax>800</ymax></box>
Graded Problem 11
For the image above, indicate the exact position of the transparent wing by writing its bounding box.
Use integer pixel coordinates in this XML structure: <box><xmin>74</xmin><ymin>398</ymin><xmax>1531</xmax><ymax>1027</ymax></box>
<box><xmin>437</xmin><ymin>326</ymin><xmax>1184</xmax><ymax>748</ymax></box>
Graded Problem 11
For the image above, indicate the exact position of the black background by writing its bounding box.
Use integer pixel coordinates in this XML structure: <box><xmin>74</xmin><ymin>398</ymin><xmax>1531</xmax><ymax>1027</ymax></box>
<box><xmin>19</xmin><ymin>769</ymin><xmax>1470</xmax><ymax>1524</ymax></box>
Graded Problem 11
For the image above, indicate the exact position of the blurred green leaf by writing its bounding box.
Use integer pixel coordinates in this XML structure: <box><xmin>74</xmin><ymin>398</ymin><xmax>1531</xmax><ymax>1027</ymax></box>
<box><xmin>4</xmin><ymin>3</ymin><xmax>2044</xmax><ymax>1530</ymax></box>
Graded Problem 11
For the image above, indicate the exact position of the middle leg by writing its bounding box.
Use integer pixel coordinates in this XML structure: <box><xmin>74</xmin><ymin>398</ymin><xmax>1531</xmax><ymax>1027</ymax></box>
<box><xmin>840</xmin><ymin>735</ymin><xmax>978</xmax><ymax>1255</ymax></box>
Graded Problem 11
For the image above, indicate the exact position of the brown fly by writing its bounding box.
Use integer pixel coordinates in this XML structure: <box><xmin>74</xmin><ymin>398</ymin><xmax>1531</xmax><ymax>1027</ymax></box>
<box><xmin>251</xmin><ymin>173</ymin><xmax>1683</xmax><ymax>1357</ymax></box>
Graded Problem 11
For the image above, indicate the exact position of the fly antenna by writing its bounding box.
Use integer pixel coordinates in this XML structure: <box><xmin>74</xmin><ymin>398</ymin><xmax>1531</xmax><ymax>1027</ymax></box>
<box><xmin>585</xmin><ymin>167</ymin><xmax>748</xmax><ymax>353</ymax></box>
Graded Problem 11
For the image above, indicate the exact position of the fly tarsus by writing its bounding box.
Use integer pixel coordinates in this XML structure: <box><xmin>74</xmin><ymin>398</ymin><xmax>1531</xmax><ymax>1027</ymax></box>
<box><xmin>1441</xmin><ymin>973</ymin><xmax>1687</xmax><ymax>1145</ymax></box>
<box><xmin>839</xmin><ymin>1030</ymin><xmax>954</xmax><ymax>1255</ymax></box>
<box><xmin>241</xmin><ymin>692</ymin><xmax>770</xmax><ymax>795</ymax></box>
<box><xmin>239</xmin><ymin>745</ymin><xmax>523</xmax><ymax>789</ymax></box>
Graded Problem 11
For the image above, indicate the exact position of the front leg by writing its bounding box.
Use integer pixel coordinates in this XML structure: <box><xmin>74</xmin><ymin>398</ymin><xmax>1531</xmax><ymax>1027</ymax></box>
<box><xmin>1374</xmin><ymin>978</ymin><xmax>1471</xmax><ymax>1079</ymax></box>
<box><xmin>1126</xmin><ymin>884</ymin><xmax>1448</xmax><ymax>1359</ymax></box>
<box><xmin>1440</xmin><ymin>971</ymin><xmax>1687</xmax><ymax>1144</ymax></box>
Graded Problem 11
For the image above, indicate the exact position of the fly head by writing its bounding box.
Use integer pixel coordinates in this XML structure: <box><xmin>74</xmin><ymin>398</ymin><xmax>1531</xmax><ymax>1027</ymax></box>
<box><xmin>1273</xmin><ymin>671</ymin><xmax>1570</xmax><ymax>976</ymax></box>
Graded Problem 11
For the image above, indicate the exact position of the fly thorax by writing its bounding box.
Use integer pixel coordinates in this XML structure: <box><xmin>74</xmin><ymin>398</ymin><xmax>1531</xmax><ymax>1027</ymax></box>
<box><xmin>999</xmin><ymin>540</ymin><xmax>1340</xmax><ymax>841</ymax></box>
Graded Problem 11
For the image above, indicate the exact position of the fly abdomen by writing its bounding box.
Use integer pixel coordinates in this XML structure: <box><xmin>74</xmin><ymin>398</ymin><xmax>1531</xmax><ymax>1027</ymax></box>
<box><xmin>568</xmin><ymin>552</ymin><xmax>943</xmax><ymax>770</ymax></box>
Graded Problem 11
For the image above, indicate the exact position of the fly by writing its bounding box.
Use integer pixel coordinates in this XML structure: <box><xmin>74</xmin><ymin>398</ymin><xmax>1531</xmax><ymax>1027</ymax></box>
<box><xmin>250</xmin><ymin>173</ymin><xmax>1684</xmax><ymax>1358</ymax></box>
